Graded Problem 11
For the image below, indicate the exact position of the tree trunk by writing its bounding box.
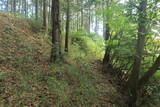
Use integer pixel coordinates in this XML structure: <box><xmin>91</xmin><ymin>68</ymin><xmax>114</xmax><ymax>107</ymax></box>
<box><xmin>102</xmin><ymin>24</ymin><xmax>111</xmax><ymax>71</ymax></box>
<box><xmin>102</xmin><ymin>0</ymin><xmax>113</xmax><ymax>72</ymax></box>
<box><xmin>24</xmin><ymin>0</ymin><xmax>27</xmax><ymax>17</ymax></box>
<box><xmin>88</xmin><ymin>4</ymin><xmax>91</xmax><ymax>33</ymax></box>
<box><xmin>94</xmin><ymin>3</ymin><xmax>98</xmax><ymax>34</ymax></box>
<box><xmin>127</xmin><ymin>0</ymin><xmax>147</xmax><ymax>106</ymax></box>
<box><xmin>35</xmin><ymin>0</ymin><xmax>39</xmax><ymax>20</ymax></box>
<box><xmin>13</xmin><ymin>0</ymin><xmax>16</xmax><ymax>12</ymax></box>
<box><xmin>48</xmin><ymin>0</ymin><xmax>52</xmax><ymax>26</ymax></box>
<box><xmin>102</xmin><ymin>0</ymin><xmax>106</xmax><ymax>38</ymax></box>
<box><xmin>43</xmin><ymin>0</ymin><xmax>48</xmax><ymax>32</ymax></box>
<box><xmin>65</xmin><ymin>0</ymin><xmax>70</xmax><ymax>52</ymax></box>
<box><xmin>6</xmin><ymin>0</ymin><xmax>9</xmax><ymax>11</ymax></box>
<box><xmin>80</xmin><ymin>0</ymin><xmax>83</xmax><ymax>28</ymax></box>
<box><xmin>50</xmin><ymin>0</ymin><xmax>61</xmax><ymax>62</ymax></box>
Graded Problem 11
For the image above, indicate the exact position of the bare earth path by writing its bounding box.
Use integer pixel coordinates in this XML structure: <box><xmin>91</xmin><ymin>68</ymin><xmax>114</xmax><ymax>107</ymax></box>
<box><xmin>87</xmin><ymin>60</ymin><xmax>122</xmax><ymax>107</ymax></box>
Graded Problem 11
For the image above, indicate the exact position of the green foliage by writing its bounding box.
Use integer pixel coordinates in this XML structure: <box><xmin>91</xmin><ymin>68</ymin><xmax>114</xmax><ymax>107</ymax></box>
<box><xmin>102</xmin><ymin>1</ymin><xmax>159</xmax><ymax>77</ymax></box>
<box><xmin>101</xmin><ymin>2</ymin><xmax>137</xmax><ymax>70</ymax></box>
<box><xmin>0</xmin><ymin>0</ymin><xmax>159</xmax><ymax>106</ymax></box>
<box><xmin>70</xmin><ymin>30</ymin><xmax>104</xmax><ymax>60</ymax></box>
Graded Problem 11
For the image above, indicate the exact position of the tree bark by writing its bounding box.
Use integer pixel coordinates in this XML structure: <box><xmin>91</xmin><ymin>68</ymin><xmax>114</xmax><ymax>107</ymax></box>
<box><xmin>43</xmin><ymin>0</ymin><xmax>48</xmax><ymax>32</ymax></box>
<box><xmin>94</xmin><ymin>3</ymin><xmax>98</xmax><ymax>34</ymax></box>
<box><xmin>65</xmin><ymin>0</ymin><xmax>70</xmax><ymax>52</ymax></box>
<box><xmin>76</xmin><ymin>0</ymin><xmax>79</xmax><ymax>31</ymax></box>
<box><xmin>103</xmin><ymin>24</ymin><xmax>111</xmax><ymax>71</ymax></box>
<box><xmin>102</xmin><ymin>0</ymin><xmax>113</xmax><ymax>72</ymax></box>
<box><xmin>6</xmin><ymin>0</ymin><xmax>9</xmax><ymax>11</ymax></box>
<box><xmin>13</xmin><ymin>0</ymin><xmax>16</xmax><ymax>12</ymax></box>
<box><xmin>80</xmin><ymin>0</ymin><xmax>83</xmax><ymax>28</ymax></box>
<box><xmin>35</xmin><ymin>0</ymin><xmax>39</xmax><ymax>20</ymax></box>
<box><xmin>48</xmin><ymin>0</ymin><xmax>52</xmax><ymax>26</ymax></box>
<box><xmin>24</xmin><ymin>0</ymin><xmax>27</xmax><ymax>17</ymax></box>
<box><xmin>50</xmin><ymin>0</ymin><xmax>61</xmax><ymax>62</ymax></box>
<box><xmin>88</xmin><ymin>3</ymin><xmax>91</xmax><ymax>33</ymax></box>
<box><xmin>127</xmin><ymin>0</ymin><xmax>147</xmax><ymax>106</ymax></box>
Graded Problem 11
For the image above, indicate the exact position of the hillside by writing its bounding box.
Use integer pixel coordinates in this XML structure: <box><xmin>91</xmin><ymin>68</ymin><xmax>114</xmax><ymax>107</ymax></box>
<box><xmin>0</xmin><ymin>12</ymin><xmax>50</xmax><ymax>72</ymax></box>
<box><xmin>0</xmin><ymin>0</ymin><xmax>160</xmax><ymax>106</ymax></box>
<box><xmin>0</xmin><ymin>13</ymin><xmax>121</xmax><ymax>107</ymax></box>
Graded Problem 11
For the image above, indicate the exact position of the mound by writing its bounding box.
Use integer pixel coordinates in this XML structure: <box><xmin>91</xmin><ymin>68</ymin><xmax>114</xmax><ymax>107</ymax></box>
<box><xmin>0</xmin><ymin>12</ymin><xmax>50</xmax><ymax>72</ymax></box>
<box><xmin>0</xmin><ymin>13</ymin><xmax>54</xmax><ymax>106</ymax></box>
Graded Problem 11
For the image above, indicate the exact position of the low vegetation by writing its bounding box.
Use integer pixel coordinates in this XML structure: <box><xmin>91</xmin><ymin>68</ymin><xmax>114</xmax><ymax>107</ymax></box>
<box><xmin>0</xmin><ymin>0</ymin><xmax>160</xmax><ymax>106</ymax></box>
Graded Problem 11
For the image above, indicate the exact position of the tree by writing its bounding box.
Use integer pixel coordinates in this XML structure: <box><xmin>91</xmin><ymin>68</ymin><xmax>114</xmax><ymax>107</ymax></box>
<box><xmin>35</xmin><ymin>0</ymin><xmax>39</xmax><ymax>20</ymax></box>
<box><xmin>13</xmin><ymin>0</ymin><xmax>16</xmax><ymax>12</ymax></box>
<box><xmin>127</xmin><ymin>0</ymin><xmax>147</xmax><ymax>106</ymax></box>
<box><xmin>6</xmin><ymin>0</ymin><xmax>9</xmax><ymax>11</ymax></box>
<box><xmin>64</xmin><ymin>0</ymin><xmax>70</xmax><ymax>52</ymax></box>
<box><xmin>50</xmin><ymin>0</ymin><xmax>61</xmax><ymax>62</ymax></box>
<box><xmin>102</xmin><ymin>24</ymin><xmax>111</xmax><ymax>71</ymax></box>
<box><xmin>102</xmin><ymin>0</ymin><xmax>114</xmax><ymax>72</ymax></box>
<box><xmin>80</xmin><ymin>0</ymin><xmax>83</xmax><ymax>28</ymax></box>
<box><xmin>24</xmin><ymin>0</ymin><xmax>27</xmax><ymax>17</ymax></box>
<box><xmin>43</xmin><ymin>0</ymin><xmax>48</xmax><ymax>32</ymax></box>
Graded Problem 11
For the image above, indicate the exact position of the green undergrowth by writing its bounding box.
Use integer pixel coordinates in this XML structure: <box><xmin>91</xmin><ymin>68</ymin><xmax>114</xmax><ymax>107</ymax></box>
<box><xmin>68</xmin><ymin>30</ymin><xmax>104</xmax><ymax>60</ymax></box>
<box><xmin>0</xmin><ymin>59</ymin><xmax>102</xmax><ymax>107</ymax></box>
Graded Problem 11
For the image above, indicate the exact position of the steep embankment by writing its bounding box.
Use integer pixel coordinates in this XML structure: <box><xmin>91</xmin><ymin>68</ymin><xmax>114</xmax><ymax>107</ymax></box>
<box><xmin>0</xmin><ymin>12</ymin><xmax>120</xmax><ymax>107</ymax></box>
<box><xmin>0</xmin><ymin>12</ymin><xmax>50</xmax><ymax>72</ymax></box>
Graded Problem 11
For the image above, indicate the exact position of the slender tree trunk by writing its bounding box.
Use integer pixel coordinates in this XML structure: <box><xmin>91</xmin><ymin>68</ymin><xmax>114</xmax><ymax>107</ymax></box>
<box><xmin>10</xmin><ymin>1</ymin><xmax>13</xmax><ymax>12</ymax></box>
<box><xmin>6</xmin><ymin>0</ymin><xmax>9</xmax><ymax>11</ymax></box>
<box><xmin>88</xmin><ymin>4</ymin><xmax>91</xmax><ymax>33</ymax></box>
<box><xmin>35</xmin><ymin>0</ymin><xmax>39</xmax><ymax>20</ymax></box>
<box><xmin>18</xmin><ymin>0</ymin><xmax>21</xmax><ymax>13</ymax></box>
<box><xmin>102</xmin><ymin>0</ymin><xmax>111</xmax><ymax>69</ymax></box>
<box><xmin>40</xmin><ymin>0</ymin><xmax>43</xmax><ymax>18</ymax></box>
<box><xmin>127</xmin><ymin>0</ymin><xmax>147</xmax><ymax>106</ymax></box>
<box><xmin>43</xmin><ymin>0</ymin><xmax>48</xmax><ymax>32</ymax></box>
<box><xmin>102</xmin><ymin>0</ymin><xmax>106</xmax><ymax>38</ymax></box>
<box><xmin>65</xmin><ymin>0</ymin><xmax>70</xmax><ymax>52</ymax></box>
<box><xmin>80</xmin><ymin>0</ymin><xmax>83</xmax><ymax>28</ymax></box>
<box><xmin>103</xmin><ymin>24</ymin><xmax>111</xmax><ymax>69</ymax></box>
<box><xmin>95</xmin><ymin>16</ymin><xmax>98</xmax><ymax>34</ymax></box>
<box><xmin>50</xmin><ymin>0</ymin><xmax>61</xmax><ymax>62</ymax></box>
<box><xmin>94</xmin><ymin>3</ymin><xmax>98</xmax><ymax>34</ymax></box>
<box><xmin>31</xmin><ymin>0</ymin><xmax>34</xmax><ymax>16</ymax></box>
<box><xmin>48</xmin><ymin>0</ymin><xmax>51</xmax><ymax>26</ymax></box>
<box><xmin>13</xmin><ymin>0</ymin><xmax>16</xmax><ymax>12</ymax></box>
<box><xmin>76</xmin><ymin>0</ymin><xmax>79</xmax><ymax>31</ymax></box>
<box><xmin>24</xmin><ymin>0</ymin><xmax>27</xmax><ymax>17</ymax></box>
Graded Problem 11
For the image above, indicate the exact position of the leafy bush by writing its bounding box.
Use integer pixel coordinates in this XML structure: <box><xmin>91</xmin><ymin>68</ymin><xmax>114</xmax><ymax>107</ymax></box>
<box><xmin>69</xmin><ymin>30</ymin><xmax>104</xmax><ymax>60</ymax></box>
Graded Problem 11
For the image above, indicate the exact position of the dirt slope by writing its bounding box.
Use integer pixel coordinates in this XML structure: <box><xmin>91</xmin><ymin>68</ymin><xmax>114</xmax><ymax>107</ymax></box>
<box><xmin>0</xmin><ymin>12</ymin><xmax>50</xmax><ymax>72</ymax></box>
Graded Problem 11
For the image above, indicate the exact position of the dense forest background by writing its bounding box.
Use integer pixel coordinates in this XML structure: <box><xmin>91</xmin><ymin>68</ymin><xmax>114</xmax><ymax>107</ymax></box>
<box><xmin>0</xmin><ymin>0</ymin><xmax>160</xmax><ymax>107</ymax></box>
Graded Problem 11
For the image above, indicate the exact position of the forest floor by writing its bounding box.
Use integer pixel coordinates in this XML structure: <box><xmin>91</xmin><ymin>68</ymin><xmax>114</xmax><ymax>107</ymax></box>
<box><xmin>0</xmin><ymin>12</ymin><xmax>124</xmax><ymax>107</ymax></box>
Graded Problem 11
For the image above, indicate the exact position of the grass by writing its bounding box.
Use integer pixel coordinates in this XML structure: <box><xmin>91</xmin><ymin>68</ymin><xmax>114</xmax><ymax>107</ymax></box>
<box><xmin>0</xmin><ymin>59</ymin><xmax>104</xmax><ymax>106</ymax></box>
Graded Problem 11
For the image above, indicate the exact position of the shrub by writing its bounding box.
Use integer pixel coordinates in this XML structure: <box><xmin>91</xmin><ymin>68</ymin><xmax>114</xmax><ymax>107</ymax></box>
<box><xmin>69</xmin><ymin>30</ymin><xmax>104</xmax><ymax>60</ymax></box>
